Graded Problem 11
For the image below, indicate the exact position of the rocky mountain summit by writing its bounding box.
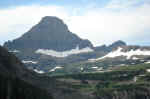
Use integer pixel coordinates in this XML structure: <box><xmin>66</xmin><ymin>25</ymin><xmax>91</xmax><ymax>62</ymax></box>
<box><xmin>94</xmin><ymin>40</ymin><xmax>126</xmax><ymax>52</ymax></box>
<box><xmin>4</xmin><ymin>16</ymin><xmax>93</xmax><ymax>51</ymax></box>
<box><xmin>3</xmin><ymin>16</ymin><xmax>96</xmax><ymax>72</ymax></box>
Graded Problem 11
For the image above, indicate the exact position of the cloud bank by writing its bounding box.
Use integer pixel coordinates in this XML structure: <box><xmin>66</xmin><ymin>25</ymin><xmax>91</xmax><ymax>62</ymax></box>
<box><xmin>0</xmin><ymin>0</ymin><xmax>150</xmax><ymax>46</ymax></box>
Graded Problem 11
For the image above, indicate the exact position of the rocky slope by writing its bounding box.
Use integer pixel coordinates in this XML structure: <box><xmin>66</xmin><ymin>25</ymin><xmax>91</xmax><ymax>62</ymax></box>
<box><xmin>4</xmin><ymin>16</ymin><xmax>93</xmax><ymax>51</ymax></box>
<box><xmin>4</xmin><ymin>16</ymin><xmax>96</xmax><ymax>72</ymax></box>
<box><xmin>2</xmin><ymin>45</ymin><xmax>150</xmax><ymax>99</ymax></box>
<box><xmin>0</xmin><ymin>46</ymin><xmax>53</xmax><ymax>99</ymax></box>
<box><xmin>47</xmin><ymin>42</ymin><xmax>150</xmax><ymax>75</ymax></box>
<box><xmin>0</xmin><ymin>46</ymin><xmax>93</xmax><ymax>99</ymax></box>
<box><xmin>95</xmin><ymin>40</ymin><xmax>127</xmax><ymax>52</ymax></box>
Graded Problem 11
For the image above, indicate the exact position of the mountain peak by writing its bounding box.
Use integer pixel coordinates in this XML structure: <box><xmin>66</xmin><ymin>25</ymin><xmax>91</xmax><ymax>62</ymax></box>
<box><xmin>115</xmin><ymin>40</ymin><xmax>126</xmax><ymax>44</ymax></box>
<box><xmin>111</xmin><ymin>40</ymin><xmax>126</xmax><ymax>46</ymax></box>
<box><xmin>42</xmin><ymin>16</ymin><xmax>59</xmax><ymax>20</ymax></box>
<box><xmin>108</xmin><ymin>40</ymin><xmax>127</xmax><ymax>50</ymax></box>
<box><xmin>4</xmin><ymin>16</ymin><xmax>93</xmax><ymax>51</ymax></box>
<box><xmin>35</xmin><ymin>16</ymin><xmax>68</xmax><ymax>32</ymax></box>
<box><xmin>39</xmin><ymin>16</ymin><xmax>65</xmax><ymax>25</ymax></box>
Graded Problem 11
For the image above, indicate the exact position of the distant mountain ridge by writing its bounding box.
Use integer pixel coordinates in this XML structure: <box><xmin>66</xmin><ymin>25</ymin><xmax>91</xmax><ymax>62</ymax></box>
<box><xmin>4</xmin><ymin>16</ymin><xmax>93</xmax><ymax>51</ymax></box>
<box><xmin>3</xmin><ymin>16</ymin><xmax>150</xmax><ymax>74</ymax></box>
<box><xmin>94</xmin><ymin>40</ymin><xmax>127</xmax><ymax>52</ymax></box>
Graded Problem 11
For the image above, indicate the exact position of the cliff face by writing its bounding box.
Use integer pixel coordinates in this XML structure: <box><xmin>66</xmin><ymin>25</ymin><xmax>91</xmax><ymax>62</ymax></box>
<box><xmin>3</xmin><ymin>16</ymin><xmax>94</xmax><ymax>72</ymax></box>
<box><xmin>4</xmin><ymin>16</ymin><xmax>93</xmax><ymax>51</ymax></box>
<box><xmin>0</xmin><ymin>46</ymin><xmax>93</xmax><ymax>99</ymax></box>
<box><xmin>0</xmin><ymin>46</ymin><xmax>53</xmax><ymax>99</ymax></box>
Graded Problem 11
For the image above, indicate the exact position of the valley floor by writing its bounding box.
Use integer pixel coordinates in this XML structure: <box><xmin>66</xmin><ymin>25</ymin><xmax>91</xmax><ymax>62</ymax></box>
<box><xmin>50</xmin><ymin>63</ymin><xmax>150</xmax><ymax>99</ymax></box>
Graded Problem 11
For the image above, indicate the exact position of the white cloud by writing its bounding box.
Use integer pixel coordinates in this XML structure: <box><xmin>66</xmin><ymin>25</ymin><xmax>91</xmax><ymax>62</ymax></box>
<box><xmin>67</xmin><ymin>3</ymin><xmax>150</xmax><ymax>46</ymax></box>
<box><xmin>0</xmin><ymin>5</ymin><xmax>70</xmax><ymax>44</ymax></box>
<box><xmin>0</xmin><ymin>2</ymin><xmax>150</xmax><ymax>46</ymax></box>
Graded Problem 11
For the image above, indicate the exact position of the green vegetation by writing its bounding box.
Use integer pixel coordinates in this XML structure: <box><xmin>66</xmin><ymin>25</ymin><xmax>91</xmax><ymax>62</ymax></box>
<box><xmin>51</xmin><ymin>63</ymin><xmax>150</xmax><ymax>98</ymax></box>
<box><xmin>116</xmin><ymin>63</ymin><xmax>150</xmax><ymax>71</ymax></box>
<box><xmin>53</xmin><ymin>69</ymin><xmax>145</xmax><ymax>81</ymax></box>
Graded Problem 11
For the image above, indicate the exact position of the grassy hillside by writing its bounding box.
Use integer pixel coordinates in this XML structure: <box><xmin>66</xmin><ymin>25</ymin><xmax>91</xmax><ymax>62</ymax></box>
<box><xmin>50</xmin><ymin>63</ymin><xmax>150</xmax><ymax>99</ymax></box>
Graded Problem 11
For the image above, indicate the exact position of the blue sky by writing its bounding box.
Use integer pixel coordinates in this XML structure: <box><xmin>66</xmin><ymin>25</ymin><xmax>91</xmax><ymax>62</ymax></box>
<box><xmin>0</xmin><ymin>0</ymin><xmax>150</xmax><ymax>46</ymax></box>
<box><xmin>0</xmin><ymin>0</ymin><xmax>109</xmax><ymax>8</ymax></box>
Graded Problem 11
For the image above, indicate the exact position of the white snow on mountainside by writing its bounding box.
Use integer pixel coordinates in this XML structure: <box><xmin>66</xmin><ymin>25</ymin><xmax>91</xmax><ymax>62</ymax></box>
<box><xmin>9</xmin><ymin>50</ymin><xmax>20</xmax><ymax>53</ymax></box>
<box><xmin>50</xmin><ymin>66</ymin><xmax>63</xmax><ymax>72</ymax></box>
<box><xmin>35</xmin><ymin>45</ymin><xmax>93</xmax><ymax>58</ymax></box>
<box><xmin>34</xmin><ymin>69</ymin><xmax>45</xmax><ymax>74</ymax></box>
<box><xmin>89</xmin><ymin>47</ymin><xmax>150</xmax><ymax>62</ymax></box>
<box><xmin>22</xmin><ymin>60</ymin><xmax>38</xmax><ymax>64</ymax></box>
<box><xmin>145</xmin><ymin>61</ymin><xmax>150</xmax><ymax>64</ymax></box>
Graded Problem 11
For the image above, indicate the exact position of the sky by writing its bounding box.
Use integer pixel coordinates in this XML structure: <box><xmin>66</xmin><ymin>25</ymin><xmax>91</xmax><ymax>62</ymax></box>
<box><xmin>0</xmin><ymin>0</ymin><xmax>150</xmax><ymax>46</ymax></box>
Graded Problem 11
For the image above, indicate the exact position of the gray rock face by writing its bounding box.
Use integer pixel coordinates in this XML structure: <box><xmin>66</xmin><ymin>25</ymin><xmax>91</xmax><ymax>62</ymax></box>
<box><xmin>0</xmin><ymin>46</ymin><xmax>53</xmax><ymax>99</ymax></box>
<box><xmin>94</xmin><ymin>40</ymin><xmax>127</xmax><ymax>52</ymax></box>
<box><xmin>3</xmin><ymin>16</ymin><xmax>95</xmax><ymax>72</ymax></box>
<box><xmin>108</xmin><ymin>40</ymin><xmax>127</xmax><ymax>50</ymax></box>
<box><xmin>0</xmin><ymin>46</ymin><xmax>93</xmax><ymax>99</ymax></box>
<box><xmin>4</xmin><ymin>16</ymin><xmax>93</xmax><ymax>51</ymax></box>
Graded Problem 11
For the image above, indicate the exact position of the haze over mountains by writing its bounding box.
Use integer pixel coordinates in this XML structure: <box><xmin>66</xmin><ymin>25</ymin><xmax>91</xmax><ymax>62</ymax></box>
<box><xmin>4</xmin><ymin>16</ymin><xmax>150</xmax><ymax>74</ymax></box>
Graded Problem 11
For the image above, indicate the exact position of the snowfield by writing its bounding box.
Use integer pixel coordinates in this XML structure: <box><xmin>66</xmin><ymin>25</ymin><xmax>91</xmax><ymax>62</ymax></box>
<box><xmin>88</xmin><ymin>47</ymin><xmax>150</xmax><ymax>62</ymax></box>
<box><xmin>9</xmin><ymin>50</ymin><xmax>20</xmax><ymax>53</ymax></box>
<box><xmin>145</xmin><ymin>61</ymin><xmax>150</xmax><ymax>64</ymax></box>
<box><xmin>103</xmin><ymin>47</ymin><xmax>150</xmax><ymax>59</ymax></box>
<box><xmin>34</xmin><ymin>69</ymin><xmax>45</xmax><ymax>74</ymax></box>
<box><xmin>22</xmin><ymin>60</ymin><xmax>38</xmax><ymax>64</ymax></box>
<box><xmin>50</xmin><ymin>66</ymin><xmax>63</xmax><ymax>72</ymax></box>
<box><xmin>35</xmin><ymin>45</ymin><xmax>93</xmax><ymax>58</ymax></box>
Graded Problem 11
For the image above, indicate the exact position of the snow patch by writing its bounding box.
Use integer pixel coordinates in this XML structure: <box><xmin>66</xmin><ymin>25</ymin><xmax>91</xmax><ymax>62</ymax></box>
<box><xmin>35</xmin><ymin>45</ymin><xmax>93</xmax><ymax>58</ymax></box>
<box><xmin>50</xmin><ymin>66</ymin><xmax>63</xmax><ymax>72</ymax></box>
<box><xmin>91</xmin><ymin>67</ymin><xmax>98</xmax><ymax>69</ymax></box>
<box><xmin>97</xmin><ymin>67</ymin><xmax>103</xmax><ymax>71</ymax></box>
<box><xmin>91</xmin><ymin>67</ymin><xmax>103</xmax><ymax>71</ymax></box>
<box><xmin>22</xmin><ymin>60</ymin><xmax>38</xmax><ymax>64</ymax></box>
<box><xmin>147</xmin><ymin>69</ymin><xmax>150</xmax><ymax>72</ymax></box>
<box><xmin>103</xmin><ymin>47</ymin><xmax>150</xmax><ymax>59</ymax></box>
<box><xmin>119</xmin><ymin>64</ymin><xmax>126</xmax><ymax>66</ymax></box>
<box><xmin>80</xmin><ymin>67</ymin><xmax>84</xmax><ymax>71</ymax></box>
<box><xmin>132</xmin><ymin>57</ymin><xmax>139</xmax><ymax>60</ymax></box>
<box><xmin>145</xmin><ymin>61</ymin><xmax>150</xmax><ymax>64</ymax></box>
<box><xmin>88</xmin><ymin>57</ymin><xmax>103</xmax><ymax>62</ymax></box>
<box><xmin>9</xmin><ymin>50</ymin><xmax>20</xmax><ymax>53</ymax></box>
<box><xmin>34</xmin><ymin>69</ymin><xmax>45</xmax><ymax>74</ymax></box>
<box><xmin>140</xmin><ymin>60</ymin><xmax>145</xmax><ymax>62</ymax></box>
<box><xmin>89</xmin><ymin>47</ymin><xmax>150</xmax><ymax>62</ymax></box>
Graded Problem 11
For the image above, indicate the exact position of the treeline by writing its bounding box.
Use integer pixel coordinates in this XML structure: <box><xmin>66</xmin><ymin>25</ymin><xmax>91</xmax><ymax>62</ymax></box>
<box><xmin>54</xmin><ymin>70</ymin><xmax>145</xmax><ymax>81</ymax></box>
